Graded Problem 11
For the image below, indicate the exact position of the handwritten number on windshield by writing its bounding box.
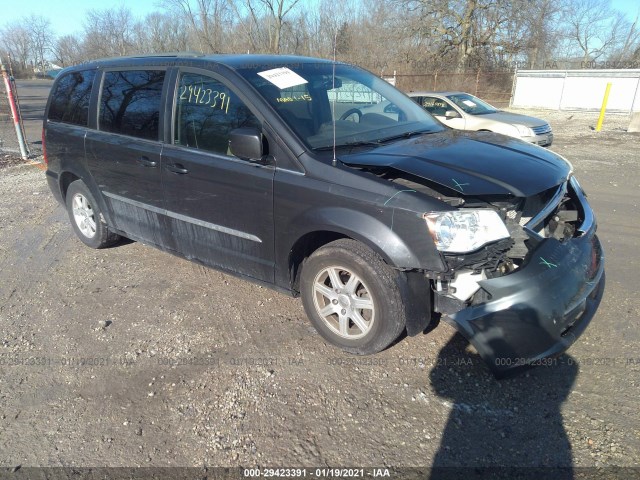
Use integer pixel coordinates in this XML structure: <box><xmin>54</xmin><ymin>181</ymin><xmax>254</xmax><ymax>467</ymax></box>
<box><xmin>179</xmin><ymin>84</ymin><xmax>230</xmax><ymax>114</ymax></box>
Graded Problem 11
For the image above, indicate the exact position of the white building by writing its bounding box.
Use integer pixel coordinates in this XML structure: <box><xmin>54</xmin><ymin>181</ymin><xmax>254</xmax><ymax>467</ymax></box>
<box><xmin>511</xmin><ymin>69</ymin><xmax>640</xmax><ymax>113</ymax></box>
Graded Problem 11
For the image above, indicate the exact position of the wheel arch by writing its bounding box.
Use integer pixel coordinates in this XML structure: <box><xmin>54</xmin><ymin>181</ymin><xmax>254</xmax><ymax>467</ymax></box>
<box><xmin>283</xmin><ymin>206</ymin><xmax>442</xmax><ymax>291</ymax></box>
<box><xmin>285</xmin><ymin>208</ymin><xmax>427</xmax><ymax>292</ymax></box>
<box><xmin>57</xmin><ymin>168</ymin><xmax>116</xmax><ymax>228</ymax></box>
<box><xmin>288</xmin><ymin>230</ymin><xmax>350</xmax><ymax>293</ymax></box>
<box><xmin>283</xmin><ymin>207</ymin><xmax>436</xmax><ymax>336</ymax></box>
<box><xmin>291</xmin><ymin>233</ymin><xmax>434</xmax><ymax>340</ymax></box>
<box><xmin>59</xmin><ymin>171</ymin><xmax>81</xmax><ymax>201</ymax></box>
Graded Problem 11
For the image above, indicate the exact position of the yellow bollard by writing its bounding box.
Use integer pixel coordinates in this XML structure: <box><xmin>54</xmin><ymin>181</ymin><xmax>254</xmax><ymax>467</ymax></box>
<box><xmin>595</xmin><ymin>82</ymin><xmax>612</xmax><ymax>132</ymax></box>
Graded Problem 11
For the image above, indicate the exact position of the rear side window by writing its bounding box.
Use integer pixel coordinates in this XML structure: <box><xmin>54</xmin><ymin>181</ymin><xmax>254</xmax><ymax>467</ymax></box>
<box><xmin>47</xmin><ymin>70</ymin><xmax>96</xmax><ymax>126</ymax></box>
<box><xmin>99</xmin><ymin>70</ymin><xmax>165</xmax><ymax>140</ymax></box>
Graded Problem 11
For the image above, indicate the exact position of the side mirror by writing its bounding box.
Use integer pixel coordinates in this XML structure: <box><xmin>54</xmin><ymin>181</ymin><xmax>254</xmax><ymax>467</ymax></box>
<box><xmin>229</xmin><ymin>128</ymin><xmax>263</xmax><ymax>161</ymax></box>
<box><xmin>383</xmin><ymin>103</ymin><xmax>400</xmax><ymax>114</ymax></box>
<box><xmin>445</xmin><ymin>110</ymin><xmax>461</xmax><ymax>119</ymax></box>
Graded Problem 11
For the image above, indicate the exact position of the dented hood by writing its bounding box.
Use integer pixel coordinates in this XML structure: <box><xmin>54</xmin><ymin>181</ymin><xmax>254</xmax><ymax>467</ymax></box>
<box><xmin>340</xmin><ymin>130</ymin><xmax>571</xmax><ymax>197</ymax></box>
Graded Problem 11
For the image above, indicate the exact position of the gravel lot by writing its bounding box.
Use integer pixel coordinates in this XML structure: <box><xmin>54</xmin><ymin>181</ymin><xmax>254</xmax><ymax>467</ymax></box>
<box><xmin>0</xmin><ymin>81</ymin><xmax>639</xmax><ymax>478</ymax></box>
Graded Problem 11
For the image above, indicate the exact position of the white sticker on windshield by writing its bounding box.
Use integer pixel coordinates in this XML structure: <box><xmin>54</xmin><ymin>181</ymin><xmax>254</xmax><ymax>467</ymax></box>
<box><xmin>462</xmin><ymin>99</ymin><xmax>477</xmax><ymax>107</ymax></box>
<box><xmin>257</xmin><ymin>67</ymin><xmax>308</xmax><ymax>89</ymax></box>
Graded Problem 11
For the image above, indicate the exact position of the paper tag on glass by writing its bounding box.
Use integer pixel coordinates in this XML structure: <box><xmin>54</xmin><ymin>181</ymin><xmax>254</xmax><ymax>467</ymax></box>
<box><xmin>257</xmin><ymin>67</ymin><xmax>308</xmax><ymax>89</ymax></box>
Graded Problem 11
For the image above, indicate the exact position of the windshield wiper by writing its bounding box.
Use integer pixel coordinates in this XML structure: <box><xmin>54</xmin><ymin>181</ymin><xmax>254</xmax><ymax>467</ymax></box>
<box><xmin>376</xmin><ymin>129</ymin><xmax>433</xmax><ymax>143</ymax></box>
<box><xmin>313</xmin><ymin>140</ymin><xmax>383</xmax><ymax>151</ymax></box>
<box><xmin>312</xmin><ymin>129</ymin><xmax>434</xmax><ymax>151</ymax></box>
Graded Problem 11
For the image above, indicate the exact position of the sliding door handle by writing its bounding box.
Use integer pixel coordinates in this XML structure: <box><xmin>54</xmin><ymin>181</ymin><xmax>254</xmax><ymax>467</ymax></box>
<box><xmin>137</xmin><ymin>156</ymin><xmax>157</xmax><ymax>167</ymax></box>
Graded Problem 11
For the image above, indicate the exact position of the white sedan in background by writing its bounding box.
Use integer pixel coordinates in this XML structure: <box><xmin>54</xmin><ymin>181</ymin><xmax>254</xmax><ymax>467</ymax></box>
<box><xmin>408</xmin><ymin>91</ymin><xmax>553</xmax><ymax>147</ymax></box>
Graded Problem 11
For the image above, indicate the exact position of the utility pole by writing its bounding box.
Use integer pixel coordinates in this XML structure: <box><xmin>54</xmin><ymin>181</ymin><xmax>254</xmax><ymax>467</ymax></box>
<box><xmin>1</xmin><ymin>56</ymin><xmax>30</xmax><ymax>160</ymax></box>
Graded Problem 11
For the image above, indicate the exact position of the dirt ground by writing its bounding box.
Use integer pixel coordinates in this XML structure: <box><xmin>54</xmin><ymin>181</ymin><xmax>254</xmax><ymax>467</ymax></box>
<box><xmin>0</xmin><ymin>81</ymin><xmax>639</xmax><ymax>478</ymax></box>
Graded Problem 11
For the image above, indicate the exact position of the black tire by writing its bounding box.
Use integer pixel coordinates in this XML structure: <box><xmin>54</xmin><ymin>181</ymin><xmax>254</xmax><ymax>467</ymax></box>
<box><xmin>65</xmin><ymin>180</ymin><xmax>120</xmax><ymax>249</ymax></box>
<box><xmin>300</xmin><ymin>239</ymin><xmax>406</xmax><ymax>354</ymax></box>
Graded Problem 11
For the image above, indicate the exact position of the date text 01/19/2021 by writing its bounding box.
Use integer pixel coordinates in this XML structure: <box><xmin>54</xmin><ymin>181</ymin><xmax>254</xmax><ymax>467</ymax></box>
<box><xmin>243</xmin><ymin>468</ymin><xmax>391</xmax><ymax>477</ymax></box>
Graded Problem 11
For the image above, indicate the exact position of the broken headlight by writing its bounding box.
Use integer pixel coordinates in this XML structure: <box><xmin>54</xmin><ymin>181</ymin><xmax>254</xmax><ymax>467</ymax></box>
<box><xmin>424</xmin><ymin>210</ymin><xmax>510</xmax><ymax>253</ymax></box>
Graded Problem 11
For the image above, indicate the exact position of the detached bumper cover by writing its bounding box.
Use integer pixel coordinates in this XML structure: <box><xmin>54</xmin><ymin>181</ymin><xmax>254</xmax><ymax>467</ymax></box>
<box><xmin>445</xmin><ymin>225</ymin><xmax>605</xmax><ymax>378</ymax></box>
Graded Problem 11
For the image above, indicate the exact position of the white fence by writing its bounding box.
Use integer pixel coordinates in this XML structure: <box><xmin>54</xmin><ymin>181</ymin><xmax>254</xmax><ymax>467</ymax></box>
<box><xmin>511</xmin><ymin>69</ymin><xmax>640</xmax><ymax>113</ymax></box>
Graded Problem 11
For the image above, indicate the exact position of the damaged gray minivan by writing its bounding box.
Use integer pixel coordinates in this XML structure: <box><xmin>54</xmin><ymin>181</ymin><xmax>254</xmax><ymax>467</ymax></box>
<box><xmin>43</xmin><ymin>54</ymin><xmax>605</xmax><ymax>377</ymax></box>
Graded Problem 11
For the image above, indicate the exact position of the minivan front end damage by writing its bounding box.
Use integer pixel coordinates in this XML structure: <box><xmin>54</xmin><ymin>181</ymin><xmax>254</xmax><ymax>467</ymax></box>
<box><xmin>430</xmin><ymin>176</ymin><xmax>605</xmax><ymax>377</ymax></box>
<box><xmin>341</xmin><ymin>132</ymin><xmax>605</xmax><ymax>376</ymax></box>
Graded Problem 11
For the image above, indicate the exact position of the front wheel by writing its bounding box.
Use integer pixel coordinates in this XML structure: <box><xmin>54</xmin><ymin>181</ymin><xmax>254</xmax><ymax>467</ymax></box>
<box><xmin>65</xmin><ymin>180</ymin><xmax>120</xmax><ymax>249</ymax></box>
<box><xmin>300</xmin><ymin>239</ymin><xmax>406</xmax><ymax>354</ymax></box>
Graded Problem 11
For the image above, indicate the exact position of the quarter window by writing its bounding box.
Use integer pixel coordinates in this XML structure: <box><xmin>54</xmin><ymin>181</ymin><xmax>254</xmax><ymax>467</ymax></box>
<box><xmin>47</xmin><ymin>70</ymin><xmax>96</xmax><ymax>126</ymax></box>
<box><xmin>174</xmin><ymin>73</ymin><xmax>260</xmax><ymax>156</ymax></box>
<box><xmin>99</xmin><ymin>70</ymin><xmax>165</xmax><ymax>140</ymax></box>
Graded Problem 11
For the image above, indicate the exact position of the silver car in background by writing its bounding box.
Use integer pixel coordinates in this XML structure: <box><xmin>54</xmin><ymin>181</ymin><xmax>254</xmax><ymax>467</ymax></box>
<box><xmin>408</xmin><ymin>91</ymin><xmax>553</xmax><ymax>147</ymax></box>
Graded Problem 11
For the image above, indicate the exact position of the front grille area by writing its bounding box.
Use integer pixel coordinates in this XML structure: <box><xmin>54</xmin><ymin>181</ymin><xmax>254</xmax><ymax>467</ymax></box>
<box><xmin>523</xmin><ymin>180</ymin><xmax>586</xmax><ymax>242</ymax></box>
<box><xmin>532</xmin><ymin>124</ymin><xmax>552</xmax><ymax>135</ymax></box>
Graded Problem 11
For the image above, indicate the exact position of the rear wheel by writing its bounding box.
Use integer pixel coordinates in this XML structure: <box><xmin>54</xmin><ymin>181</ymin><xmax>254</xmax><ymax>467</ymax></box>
<box><xmin>300</xmin><ymin>239</ymin><xmax>406</xmax><ymax>354</ymax></box>
<box><xmin>65</xmin><ymin>180</ymin><xmax>120</xmax><ymax>249</ymax></box>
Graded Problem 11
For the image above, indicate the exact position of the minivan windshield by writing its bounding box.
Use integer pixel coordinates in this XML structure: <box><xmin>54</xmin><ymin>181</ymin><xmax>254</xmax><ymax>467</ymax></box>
<box><xmin>237</xmin><ymin>62</ymin><xmax>444</xmax><ymax>150</ymax></box>
<box><xmin>446</xmin><ymin>93</ymin><xmax>498</xmax><ymax>115</ymax></box>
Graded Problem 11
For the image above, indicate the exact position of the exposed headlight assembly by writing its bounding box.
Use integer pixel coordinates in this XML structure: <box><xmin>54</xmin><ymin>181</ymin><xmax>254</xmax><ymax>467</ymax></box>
<box><xmin>424</xmin><ymin>210</ymin><xmax>510</xmax><ymax>253</ymax></box>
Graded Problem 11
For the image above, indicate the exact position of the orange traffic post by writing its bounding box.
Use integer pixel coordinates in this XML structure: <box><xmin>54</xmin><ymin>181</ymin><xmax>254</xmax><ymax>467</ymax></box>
<box><xmin>1</xmin><ymin>58</ymin><xmax>29</xmax><ymax>159</ymax></box>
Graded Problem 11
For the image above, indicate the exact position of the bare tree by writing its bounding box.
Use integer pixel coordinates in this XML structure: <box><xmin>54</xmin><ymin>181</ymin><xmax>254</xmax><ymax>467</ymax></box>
<box><xmin>244</xmin><ymin>0</ymin><xmax>302</xmax><ymax>53</ymax></box>
<box><xmin>348</xmin><ymin>0</ymin><xmax>407</xmax><ymax>71</ymax></box>
<box><xmin>27</xmin><ymin>15</ymin><xmax>54</xmax><ymax>74</ymax></box>
<box><xmin>134</xmin><ymin>12</ymin><xmax>190</xmax><ymax>53</ymax></box>
<box><xmin>317</xmin><ymin>0</ymin><xmax>356</xmax><ymax>57</ymax></box>
<box><xmin>397</xmin><ymin>0</ymin><xmax>520</xmax><ymax>72</ymax></box>
<box><xmin>519</xmin><ymin>0</ymin><xmax>564</xmax><ymax>69</ymax></box>
<box><xmin>609</xmin><ymin>12</ymin><xmax>640</xmax><ymax>62</ymax></box>
<box><xmin>162</xmin><ymin>0</ymin><xmax>235</xmax><ymax>53</ymax></box>
<box><xmin>0</xmin><ymin>24</ymin><xmax>32</xmax><ymax>71</ymax></box>
<box><xmin>4</xmin><ymin>0</ymin><xmax>637</xmax><ymax>78</ymax></box>
<box><xmin>52</xmin><ymin>34</ymin><xmax>86</xmax><ymax>67</ymax></box>
<box><xmin>83</xmin><ymin>6</ymin><xmax>136</xmax><ymax>58</ymax></box>
<box><xmin>561</xmin><ymin>0</ymin><xmax>626</xmax><ymax>63</ymax></box>
<box><xmin>268</xmin><ymin>0</ymin><xmax>301</xmax><ymax>53</ymax></box>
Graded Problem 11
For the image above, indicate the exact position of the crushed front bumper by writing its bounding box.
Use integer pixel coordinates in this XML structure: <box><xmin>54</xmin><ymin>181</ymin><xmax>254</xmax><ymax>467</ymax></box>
<box><xmin>443</xmin><ymin>204</ymin><xmax>604</xmax><ymax>378</ymax></box>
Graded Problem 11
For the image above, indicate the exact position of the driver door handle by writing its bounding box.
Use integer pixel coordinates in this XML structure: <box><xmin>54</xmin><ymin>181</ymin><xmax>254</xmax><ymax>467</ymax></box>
<box><xmin>165</xmin><ymin>163</ymin><xmax>189</xmax><ymax>174</ymax></box>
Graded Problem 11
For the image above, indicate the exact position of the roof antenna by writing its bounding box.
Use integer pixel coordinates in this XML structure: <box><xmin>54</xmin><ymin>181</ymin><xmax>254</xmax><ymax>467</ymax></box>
<box><xmin>331</xmin><ymin>29</ymin><xmax>338</xmax><ymax>167</ymax></box>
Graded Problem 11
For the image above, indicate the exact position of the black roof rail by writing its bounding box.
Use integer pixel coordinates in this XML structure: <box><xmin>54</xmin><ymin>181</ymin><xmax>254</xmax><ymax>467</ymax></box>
<box><xmin>92</xmin><ymin>52</ymin><xmax>205</xmax><ymax>62</ymax></box>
